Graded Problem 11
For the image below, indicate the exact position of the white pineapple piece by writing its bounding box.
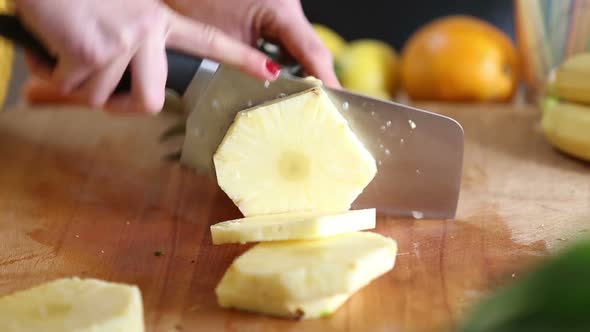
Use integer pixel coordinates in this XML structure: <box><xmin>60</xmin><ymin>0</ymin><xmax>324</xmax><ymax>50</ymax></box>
<box><xmin>0</xmin><ymin>278</ymin><xmax>144</xmax><ymax>332</ymax></box>
<box><xmin>215</xmin><ymin>231</ymin><xmax>397</xmax><ymax>319</ymax></box>
<box><xmin>213</xmin><ymin>87</ymin><xmax>377</xmax><ymax>217</ymax></box>
<box><xmin>210</xmin><ymin>208</ymin><xmax>375</xmax><ymax>244</ymax></box>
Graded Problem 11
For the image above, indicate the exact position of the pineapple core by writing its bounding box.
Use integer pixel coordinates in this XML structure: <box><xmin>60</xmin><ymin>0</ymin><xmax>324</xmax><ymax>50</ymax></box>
<box><xmin>278</xmin><ymin>150</ymin><xmax>310</xmax><ymax>181</ymax></box>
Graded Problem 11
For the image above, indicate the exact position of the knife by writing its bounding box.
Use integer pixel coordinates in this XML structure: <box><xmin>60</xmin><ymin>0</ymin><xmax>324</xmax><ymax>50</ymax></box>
<box><xmin>0</xmin><ymin>14</ymin><xmax>464</xmax><ymax>219</ymax></box>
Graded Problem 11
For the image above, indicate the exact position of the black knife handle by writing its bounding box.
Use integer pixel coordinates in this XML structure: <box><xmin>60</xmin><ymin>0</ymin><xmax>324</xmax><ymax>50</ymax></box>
<box><xmin>0</xmin><ymin>14</ymin><xmax>202</xmax><ymax>95</ymax></box>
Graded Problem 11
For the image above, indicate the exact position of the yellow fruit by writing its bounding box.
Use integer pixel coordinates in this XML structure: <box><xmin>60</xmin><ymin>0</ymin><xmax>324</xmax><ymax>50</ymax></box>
<box><xmin>401</xmin><ymin>15</ymin><xmax>519</xmax><ymax>102</ymax></box>
<box><xmin>0</xmin><ymin>0</ymin><xmax>15</xmax><ymax>110</ymax></box>
<box><xmin>336</xmin><ymin>39</ymin><xmax>399</xmax><ymax>99</ymax></box>
<box><xmin>553</xmin><ymin>53</ymin><xmax>590</xmax><ymax>105</ymax></box>
<box><xmin>312</xmin><ymin>23</ymin><xmax>347</xmax><ymax>58</ymax></box>
<box><xmin>541</xmin><ymin>99</ymin><xmax>590</xmax><ymax>162</ymax></box>
<box><xmin>210</xmin><ymin>208</ymin><xmax>376</xmax><ymax>244</ymax></box>
<box><xmin>213</xmin><ymin>87</ymin><xmax>377</xmax><ymax>217</ymax></box>
<box><xmin>215</xmin><ymin>231</ymin><xmax>397</xmax><ymax>319</ymax></box>
<box><xmin>0</xmin><ymin>277</ymin><xmax>144</xmax><ymax>332</ymax></box>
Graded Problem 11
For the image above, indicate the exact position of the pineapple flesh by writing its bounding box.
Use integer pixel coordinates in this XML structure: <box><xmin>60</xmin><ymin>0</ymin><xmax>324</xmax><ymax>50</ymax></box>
<box><xmin>0</xmin><ymin>278</ymin><xmax>144</xmax><ymax>332</ymax></box>
<box><xmin>215</xmin><ymin>231</ymin><xmax>397</xmax><ymax>319</ymax></box>
<box><xmin>213</xmin><ymin>87</ymin><xmax>377</xmax><ymax>217</ymax></box>
<box><xmin>210</xmin><ymin>208</ymin><xmax>376</xmax><ymax>244</ymax></box>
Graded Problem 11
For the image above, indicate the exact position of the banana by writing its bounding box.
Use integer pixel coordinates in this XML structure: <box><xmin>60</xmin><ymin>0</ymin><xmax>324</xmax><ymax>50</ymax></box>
<box><xmin>553</xmin><ymin>52</ymin><xmax>590</xmax><ymax>105</ymax></box>
<box><xmin>541</xmin><ymin>99</ymin><xmax>590</xmax><ymax>162</ymax></box>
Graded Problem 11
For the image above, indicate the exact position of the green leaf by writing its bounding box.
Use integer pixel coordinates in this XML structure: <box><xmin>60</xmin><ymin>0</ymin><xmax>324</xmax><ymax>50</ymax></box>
<box><xmin>458</xmin><ymin>237</ymin><xmax>590</xmax><ymax>332</ymax></box>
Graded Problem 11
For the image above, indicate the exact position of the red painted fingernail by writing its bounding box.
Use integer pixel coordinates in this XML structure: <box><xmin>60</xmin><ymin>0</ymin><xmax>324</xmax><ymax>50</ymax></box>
<box><xmin>265</xmin><ymin>59</ymin><xmax>281</xmax><ymax>78</ymax></box>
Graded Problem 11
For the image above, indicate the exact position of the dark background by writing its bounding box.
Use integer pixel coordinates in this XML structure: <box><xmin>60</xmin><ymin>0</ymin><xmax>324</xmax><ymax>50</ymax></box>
<box><xmin>301</xmin><ymin>0</ymin><xmax>515</xmax><ymax>50</ymax></box>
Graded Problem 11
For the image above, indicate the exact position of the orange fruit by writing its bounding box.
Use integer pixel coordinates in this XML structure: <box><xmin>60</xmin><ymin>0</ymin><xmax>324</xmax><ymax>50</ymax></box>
<box><xmin>400</xmin><ymin>15</ymin><xmax>519</xmax><ymax>102</ymax></box>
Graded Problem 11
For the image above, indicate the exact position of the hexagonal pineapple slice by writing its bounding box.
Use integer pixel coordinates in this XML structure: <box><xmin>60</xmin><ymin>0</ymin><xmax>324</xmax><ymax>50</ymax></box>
<box><xmin>213</xmin><ymin>87</ymin><xmax>377</xmax><ymax>217</ymax></box>
<box><xmin>215</xmin><ymin>231</ymin><xmax>397</xmax><ymax>319</ymax></box>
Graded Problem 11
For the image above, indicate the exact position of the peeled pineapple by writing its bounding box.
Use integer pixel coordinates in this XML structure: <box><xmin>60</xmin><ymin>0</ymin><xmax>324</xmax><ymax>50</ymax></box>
<box><xmin>213</xmin><ymin>87</ymin><xmax>377</xmax><ymax>217</ymax></box>
<box><xmin>212</xmin><ymin>86</ymin><xmax>394</xmax><ymax>320</ymax></box>
<box><xmin>210</xmin><ymin>208</ymin><xmax>376</xmax><ymax>244</ymax></box>
<box><xmin>0</xmin><ymin>277</ymin><xmax>144</xmax><ymax>332</ymax></box>
<box><xmin>215</xmin><ymin>231</ymin><xmax>397</xmax><ymax>319</ymax></box>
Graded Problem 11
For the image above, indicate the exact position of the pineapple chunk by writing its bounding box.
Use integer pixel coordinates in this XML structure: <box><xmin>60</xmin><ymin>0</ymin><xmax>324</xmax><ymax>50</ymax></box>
<box><xmin>215</xmin><ymin>231</ymin><xmax>397</xmax><ymax>318</ymax></box>
<box><xmin>0</xmin><ymin>278</ymin><xmax>144</xmax><ymax>332</ymax></box>
<box><xmin>210</xmin><ymin>208</ymin><xmax>376</xmax><ymax>244</ymax></box>
<box><xmin>213</xmin><ymin>87</ymin><xmax>377</xmax><ymax>217</ymax></box>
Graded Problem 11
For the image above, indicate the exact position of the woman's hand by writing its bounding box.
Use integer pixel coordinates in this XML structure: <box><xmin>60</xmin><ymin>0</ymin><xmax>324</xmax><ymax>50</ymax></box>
<box><xmin>18</xmin><ymin>0</ymin><xmax>281</xmax><ymax>113</ymax></box>
<box><xmin>165</xmin><ymin>0</ymin><xmax>340</xmax><ymax>88</ymax></box>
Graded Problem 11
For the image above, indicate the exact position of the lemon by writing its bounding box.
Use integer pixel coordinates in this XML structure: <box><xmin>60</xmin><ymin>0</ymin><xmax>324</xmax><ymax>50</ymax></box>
<box><xmin>336</xmin><ymin>39</ymin><xmax>399</xmax><ymax>100</ymax></box>
<box><xmin>312</xmin><ymin>23</ymin><xmax>347</xmax><ymax>58</ymax></box>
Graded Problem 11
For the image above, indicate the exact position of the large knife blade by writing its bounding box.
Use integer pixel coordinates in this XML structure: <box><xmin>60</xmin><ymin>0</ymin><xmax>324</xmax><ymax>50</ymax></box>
<box><xmin>181</xmin><ymin>64</ymin><xmax>464</xmax><ymax>219</ymax></box>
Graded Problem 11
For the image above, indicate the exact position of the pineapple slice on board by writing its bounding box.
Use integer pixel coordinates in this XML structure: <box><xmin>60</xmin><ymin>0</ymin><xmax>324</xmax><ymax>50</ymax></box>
<box><xmin>210</xmin><ymin>208</ymin><xmax>376</xmax><ymax>244</ymax></box>
<box><xmin>213</xmin><ymin>87</ymin><xmax>377</xmax><ymax>217</ymax></box>
<box><xmin>215</xmin><ymin>231</ymin><xmax>397</xmax><ymax>319</ymax></box>
<box><xmin>0</xmin><ymin>278</ymin><xmax>144</xmax><ymax>332</ymax></box>
<box><xmin>0</xmin><ymin>0</ymin><xmax>14</xmax><ymax>110</ymax></box>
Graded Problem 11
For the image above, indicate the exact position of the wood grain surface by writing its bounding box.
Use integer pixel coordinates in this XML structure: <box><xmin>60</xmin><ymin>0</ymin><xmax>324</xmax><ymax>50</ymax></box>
<box><xmin>0</xmin><ymin>104</ymin><xmax>589</xmax><ymax>332</ymax></box>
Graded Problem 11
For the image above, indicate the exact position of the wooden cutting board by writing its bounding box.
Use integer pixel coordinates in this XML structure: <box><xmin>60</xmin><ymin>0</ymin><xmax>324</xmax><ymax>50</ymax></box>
<box><xmin>0</xmin><ymin>103</ymin><xmax>589</xmax><ymax>332</ymax></box>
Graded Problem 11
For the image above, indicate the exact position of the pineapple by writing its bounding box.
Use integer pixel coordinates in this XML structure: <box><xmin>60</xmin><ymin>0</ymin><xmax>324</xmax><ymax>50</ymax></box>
<box><xmin>215</xmin><ymin>231</ymin><xmax>397</xmax><ymax>318</ymax></box>
<box><xmin>0</xmin><ymin>278</ymin><xmax>144</xmax><ymax>332</ymax></box>
<box><xmin>213</xmin><ymin>87</ymin><xmax>377</xmax><ymax>217</ymax></box>
<box><xmin>210</xmin><ymin>208</ymin><xmax>376</xmax><ymax>244</ymax></box>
